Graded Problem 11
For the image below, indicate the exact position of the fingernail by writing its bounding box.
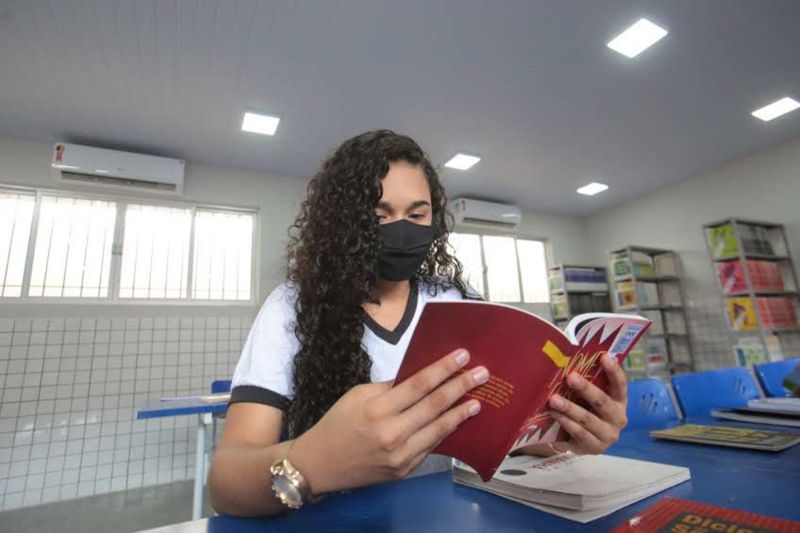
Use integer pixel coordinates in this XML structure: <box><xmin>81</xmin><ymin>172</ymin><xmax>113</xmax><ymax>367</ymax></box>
<box><xmin>550</xmin><ymin>395</ymin><xmax>564</xmax><ymax>410</ymax></box>
<box><xmin>568</xmin><ymin>373</ymin><xmax>583</xmax><ymax>388</ymax></box>
<box><xmin>603</xmin><ymin>353</ymin><xmax>615</xmax><ymax>368</ymax></box>
<box><xmin>471</xmin><ymin>366</ymin><xmax>489</xmax><ymax>385</ymax></box>
<box><xmin>454</xmin><ymin>349</ymin><xmax>470</xmax><ymax>367</ymax></box>
<box><xmin>468</xmin><ymin>400</ymin><xmax>481</xmax><ymax>416</ymax></box>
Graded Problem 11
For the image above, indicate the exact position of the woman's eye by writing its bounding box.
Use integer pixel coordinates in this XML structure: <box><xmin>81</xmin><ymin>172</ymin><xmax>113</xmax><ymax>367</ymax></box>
<box><xmin>409</xmin><ymin>213</ymin><xmax>425</xmax><ymax>220</ymax></box>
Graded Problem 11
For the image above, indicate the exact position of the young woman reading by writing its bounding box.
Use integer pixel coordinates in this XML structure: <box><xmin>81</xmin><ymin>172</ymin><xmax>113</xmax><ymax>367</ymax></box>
<box><xmin>208</xmin><ymin>130</ymin><xmax>629</xmax><ymax>516</ymax></box>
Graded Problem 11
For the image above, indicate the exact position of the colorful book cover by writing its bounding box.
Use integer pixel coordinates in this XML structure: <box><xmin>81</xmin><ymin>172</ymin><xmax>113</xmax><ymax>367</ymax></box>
<box><xmin>715</xmin><ymin>261</ymin><xmax>747</xmax><ymax>294</ymax></box>
<box><xmin>733</xmin><ymin>337</ymin><xmax>768</xmax><ymax>366</ymax></box>
<box><xmin>612</xmin><ymin>497</ymin><xmax>800</xmax><ymax>532</ymax></box>
<box><xmin>706</xmin><ymin>223</ymin><xmax>738</xmax><ymax>259</ymax></box>
<box><xmin>725</xmin><ymin>297</ymin><xmax>758</xmax><ymax>331</ymax></box>
<box><xmin>394</xmin><ymin>302</ymin><xmax>651</xmax><ymax>481</ymax></box>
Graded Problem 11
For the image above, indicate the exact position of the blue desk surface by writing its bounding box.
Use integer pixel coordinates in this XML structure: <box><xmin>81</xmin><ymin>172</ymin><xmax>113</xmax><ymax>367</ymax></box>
<box><xmin>149</xmin><ymin>418</ymin><xmax>800</xmax><ymax>532</ymax></box>
<box><xmin>137</xmin><ymin>397</ymin><xmax>228</xmax><ymax>419</ymax></box>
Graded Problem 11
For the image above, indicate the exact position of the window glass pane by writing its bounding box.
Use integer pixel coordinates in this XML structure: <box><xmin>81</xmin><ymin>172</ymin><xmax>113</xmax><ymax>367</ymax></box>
<box><xmin>517</xmin><ymin>239</ymin><xmax>550</xmax><ymax>303</ymax></box>
<box><xmin>119</xmin><ymin>204</ymin><xmax>192</xmax><ymax>299</ymax></box>
<box><xmin>482</xmin><ymin>235</ymin><xmax>521</xmax><ymax>302</ymax></box>
<box><xmin>192</xmin><ymin>210</ymin><xmax>254</xmax><ymax>301</ymax></box>
<box><xmin>29</xmin><ymin>196</ymin><xmax>116</xmax><ymax>297</ymax></box>
<box><xmin>448</xmin><ymin>232</ymin><xmax>484</xmax><ymax>297</ymax></box>
<box><xmin>0</xmin><ymin>191</ymin><xmax>35</xmax><ymax>297</ymax></box>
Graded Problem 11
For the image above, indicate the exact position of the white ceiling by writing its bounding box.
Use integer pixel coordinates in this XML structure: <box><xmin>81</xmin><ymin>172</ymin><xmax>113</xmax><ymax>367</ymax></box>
<box><xmin>0</xmin><ymin>0</ymin><xmax>798</xmax><ymax>215</ymax></box>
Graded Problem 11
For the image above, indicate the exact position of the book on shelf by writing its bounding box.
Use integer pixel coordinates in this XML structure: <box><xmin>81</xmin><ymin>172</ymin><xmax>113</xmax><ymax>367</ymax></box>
<box><xmin>725</xmin><ymin>297</ymin><xmax>758</xmax><ymax>331</ymax></box>
<box><xmin>393</xmin><ymin>301</ymin><xmax>651</xmax><ymax>481</ymax></box>
<box><xmin>649</xmin><ymin>423</ymin><xmax>800</xmax><ymax>451</ymax></box>
<box><xmin>726</xmin><ymin>297</ymin><xmax>797</xmax><ymax>331</ymax></box>
<box><xmin>733</xmin><ymin>336</ymin><xmax>768</xmax><ymax>366</ymax></box>
<box><xmin>706</xmin><ymin>221</ymin><xmax>775</xmax><ymax>259</ymax></box>
<box><xmin>615</xmin><ymin>281</ymin><xmax>660</xmax><ymax>308</ymax></box>
<box><xmin>453</xmin><ymin>453</ymin><xmax>690</xmax><ymax>524</ymax></box>
<box><xmin>612</xmin><ymin>250</ymin><xmax>657</xmax><ymax>278</ymax></box>
<box><xmin>757</xmin><ymin>296</ymin><xmax>798</xmax><ymax>329</ymax></box>
<box><xmin>622</xmin><ymin>342</ymin><xmax>667</xmax><ymax>374</ymax></box>
<box><xmin>715</xmin><ymin>259</ymin><xmax>785</xmax><ymax>294</ymax></box>
<box><xmin>612</xmin><ymin>497</ymin><xmax>800</xmax><ymax>533</ymax></box>
<box><xmin>559</xmin><ymin>293</ymin><xmax>612</xmax><ymax>316</ymax></box>
<box><xmin>551</xmin><ymin>266</ymin><xmax>609</xmax><ymax>293</ymax></box>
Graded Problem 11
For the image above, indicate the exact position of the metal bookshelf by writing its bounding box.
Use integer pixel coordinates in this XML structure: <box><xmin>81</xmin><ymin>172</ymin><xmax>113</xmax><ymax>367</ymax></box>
<box><xmin>609</xmin><ymin>246</ymin><xmax>695</xmax><ymax>378</ymax></box>
<box><xmin>547</xmin><ymin>265</ymin><xmax>611</xmax><ymax>326</ymax></box>
<box><xmin>703</xmin><ymin>217</ymin><xmax>800</xmax><ymax>366</ymax></box>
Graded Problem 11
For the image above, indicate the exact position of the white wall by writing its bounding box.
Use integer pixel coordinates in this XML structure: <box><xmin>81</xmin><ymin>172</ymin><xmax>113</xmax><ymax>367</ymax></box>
<box><xmin>584</xmin><ymin>138</ymin><xmax>800</xmax><ymax>369</ymax></box>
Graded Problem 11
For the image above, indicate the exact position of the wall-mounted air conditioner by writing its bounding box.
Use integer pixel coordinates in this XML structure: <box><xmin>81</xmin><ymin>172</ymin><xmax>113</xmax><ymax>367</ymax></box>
<box><xmin>51</xmin><ymin>143</ymin><xmax>185</xmax><ymax>195</ymax></box>
<box><xmin>451</xmin><ymin>197</ymin><xmax>522</xmax><ymax>231</ymax></box>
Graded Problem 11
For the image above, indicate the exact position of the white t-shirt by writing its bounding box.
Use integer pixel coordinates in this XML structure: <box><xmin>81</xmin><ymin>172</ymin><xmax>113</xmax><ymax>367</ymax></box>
<box><xmin>230</xmin><ymin>278</ymin><xmax>473</xmax><ymax>410</ymax></box>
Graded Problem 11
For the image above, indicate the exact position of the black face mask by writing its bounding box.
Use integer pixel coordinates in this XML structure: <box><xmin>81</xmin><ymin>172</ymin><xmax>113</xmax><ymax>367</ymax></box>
<box><xmin>377</xmin><ymin>219</ymin><xmax>436</xmax><ymax>281</ymax></box>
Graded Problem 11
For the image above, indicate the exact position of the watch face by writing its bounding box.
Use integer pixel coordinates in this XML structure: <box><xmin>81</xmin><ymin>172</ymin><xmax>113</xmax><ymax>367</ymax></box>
<box><xmin>273</xmin><ymin>475</ymin><xmax>302</xmax><ymax>507</ymax></box>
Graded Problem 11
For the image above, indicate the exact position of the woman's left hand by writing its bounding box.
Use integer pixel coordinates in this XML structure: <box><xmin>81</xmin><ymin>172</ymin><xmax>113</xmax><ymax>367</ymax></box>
<box><xmin>517</xmin><ymin>352</ymin><xmax>628</xmax><ymax>457</ymax></box>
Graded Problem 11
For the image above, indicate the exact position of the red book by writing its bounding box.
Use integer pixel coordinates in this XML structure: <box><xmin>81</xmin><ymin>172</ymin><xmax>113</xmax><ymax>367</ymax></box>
<box><xmin>612</xmin><ymin>497</ymin><xmax>800</xmax><ymax>532</ymax></box>
<box><xmin>393</xmin><ymin>301</ymin><xmax>650</xmax><ymax>481</ymax></box>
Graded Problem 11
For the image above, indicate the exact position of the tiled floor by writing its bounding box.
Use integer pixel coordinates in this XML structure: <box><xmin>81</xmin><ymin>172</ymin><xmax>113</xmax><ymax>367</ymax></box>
<box><xmin>0</xmin><ymin>480</ymin><xmax>212</xmax><ymax>533</ymax></box>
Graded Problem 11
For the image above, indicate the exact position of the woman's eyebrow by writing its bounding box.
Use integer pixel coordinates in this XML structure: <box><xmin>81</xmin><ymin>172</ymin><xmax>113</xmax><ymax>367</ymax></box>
<box><xmin>408</xmin><ymin>200</ymin><xmax>431</xmax><ymax>209</ymax></box>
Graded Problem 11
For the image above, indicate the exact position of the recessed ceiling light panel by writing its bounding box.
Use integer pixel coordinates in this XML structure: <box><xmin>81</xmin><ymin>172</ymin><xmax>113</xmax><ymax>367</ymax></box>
<box><xmin>241</xmin><ymin>111</ymin><xmax>280</xmax><ymax>135</ymax></box>
<box><xmin>751</xmin><ymin>97</ymin><xmax>800</xmax><ymax>122</ymax></box>
<box><xmin>607</xmin><ymin>18</ymin><xmax>668</xmax><ymax>58</ymax></box>
<box><xmin>577</xmin><ymin>182</ymin><xmax>609</xmax><ymax>196</ymax></box>
<box><xmin>444</xmin><ymin>153</ymin><xmax>481</xmax><ymax>170</ymax></box>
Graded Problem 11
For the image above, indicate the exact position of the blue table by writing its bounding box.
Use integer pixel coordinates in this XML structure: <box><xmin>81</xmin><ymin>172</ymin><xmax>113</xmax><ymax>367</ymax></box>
<box><xmin>138</xmin><ymin>397</ymin><xmax>228</xmax><ymax>520</ymax></box>
<box><xmin>141</xmin><ymin>417</ymin><xmax>800</xmax><ymax>532</ymax></box>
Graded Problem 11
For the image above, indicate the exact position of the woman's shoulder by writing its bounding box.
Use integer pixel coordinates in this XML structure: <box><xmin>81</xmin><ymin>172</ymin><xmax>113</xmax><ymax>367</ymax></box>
<box><xmin>253</xmin><ymin>281</ymin><xmax>299</xmax><ymax>325</ymax></box>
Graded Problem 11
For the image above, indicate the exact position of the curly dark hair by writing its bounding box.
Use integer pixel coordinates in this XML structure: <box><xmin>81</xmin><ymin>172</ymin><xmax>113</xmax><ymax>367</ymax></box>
<box><xmin>285</xmin><ymin>129</ymin><xmax>474</xmax><ymax>437</ymax></box>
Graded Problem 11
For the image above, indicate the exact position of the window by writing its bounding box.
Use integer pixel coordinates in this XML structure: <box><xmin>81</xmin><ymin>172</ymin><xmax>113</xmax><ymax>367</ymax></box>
<box><xmin>0</xmin><ymin>191</ymin><xmax>35</xmax><ymax>297</ymax></box>
<box><xmin>119</xmin><ymin>205</ymin><xmax>192</xmax><ymax>299</ymax></box>
<box><xmin>192</xmin><ymin>209</ymin><xmax>254</xmax><ymax>301</ymax></box>
<box><xmin>449</xmin><ymin>232</ymin><xmax>550</xmax><ymax>303</ymax></box>
<box><xmin>29</xmin><ymin>196</ymin><xmax>116</xmax><ymax>298</ymax></box>
<box><xmin>0</xmin><ymin>186</ymin><xmax>257</xmax><ymax>302</ymax></box>
<box><xmin>448</xmin><ymin>233</ymin><xmax>484</xmax><ymax>296</ymax></box>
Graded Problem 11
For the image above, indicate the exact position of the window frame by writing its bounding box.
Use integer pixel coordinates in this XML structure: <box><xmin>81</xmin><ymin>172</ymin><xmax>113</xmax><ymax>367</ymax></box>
<box><xmin>450</xmin><ymin>226</ymin><xmax>552</xmax><ymax>304</ymax></box>
<box><xmin>0</xmin><ymin>184</ymin><xmax>260</xmax><ymax>306</ymax></box>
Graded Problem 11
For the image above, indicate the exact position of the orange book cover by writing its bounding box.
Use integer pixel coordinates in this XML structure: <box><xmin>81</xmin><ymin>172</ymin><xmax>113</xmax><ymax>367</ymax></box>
<box><xmin>612</xmin><ymin>497</ymin><xmax>800</xmax><ymax>532</ymax></box>
<box><xmin>393</xmin><ymin>301</ymin><xmax>651</xmax><ymax>481</ymax></box>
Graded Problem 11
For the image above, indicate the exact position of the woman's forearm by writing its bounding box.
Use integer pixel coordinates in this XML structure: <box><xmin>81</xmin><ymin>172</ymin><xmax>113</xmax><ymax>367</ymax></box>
<box><xmin>208</xmin><ymin>440</ymin><xmax>293</xmax><ymax>517</ymax></box>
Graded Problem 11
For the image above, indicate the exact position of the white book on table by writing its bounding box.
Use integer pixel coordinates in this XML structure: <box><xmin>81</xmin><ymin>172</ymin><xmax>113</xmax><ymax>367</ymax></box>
<box><xmin>453</xmin><ymin>453</ymin><xmax>690</xmax><ymax>523</ymax></box>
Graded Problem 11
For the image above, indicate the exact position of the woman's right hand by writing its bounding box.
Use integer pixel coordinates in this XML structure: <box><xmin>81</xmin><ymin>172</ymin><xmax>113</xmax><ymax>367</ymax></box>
<box><xmin>289</xmin><ymin>348</ymin><xmax>488</xmax><ymax>494</ymax></box>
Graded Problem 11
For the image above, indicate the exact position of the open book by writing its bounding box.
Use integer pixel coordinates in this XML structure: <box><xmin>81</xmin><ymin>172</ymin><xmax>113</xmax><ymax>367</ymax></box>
<box><xmin>453</xmin><ymin>453</ymin><xmax>690</xmax><ymax>523</ymax></box>
<box><xmin>394</xmin><ymin>301</ymin><xmax>651</xmax><ymax>481</ymax></box>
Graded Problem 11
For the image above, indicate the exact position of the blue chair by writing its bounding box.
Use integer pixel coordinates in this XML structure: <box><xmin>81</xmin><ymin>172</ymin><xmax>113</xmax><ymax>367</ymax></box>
<box><xmin>626</xmin><ymin>379</ymin><xmax>680</xmax><ymax>427</ymax></box>
<box><xmin>754</xmin><ymin>358</ymin><xmax>800</xmax><ymax>397</ymax></box>
<box><xmin>671</xmin><ymin>368</ymin><xmax>761</xmax><ymax>417</ymax></box>
<box><xmin>211</xmin><ymin>379</ymin><xmax>232</xmax><ymax>394</ymax></box>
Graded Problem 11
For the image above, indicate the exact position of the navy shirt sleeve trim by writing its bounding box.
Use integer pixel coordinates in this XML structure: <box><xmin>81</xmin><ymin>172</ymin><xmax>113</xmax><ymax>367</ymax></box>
<box><xmin>229</xmin><ymin>385</ymin><xmax>291</xmax><ymax>411</ymax></box>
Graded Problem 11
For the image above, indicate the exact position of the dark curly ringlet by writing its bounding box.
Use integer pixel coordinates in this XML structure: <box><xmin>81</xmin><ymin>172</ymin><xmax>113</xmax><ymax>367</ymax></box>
<box><xmin>285</xmin><ymin>129</ymin><xmax>475</xmax><ymax>437</ymax></box>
